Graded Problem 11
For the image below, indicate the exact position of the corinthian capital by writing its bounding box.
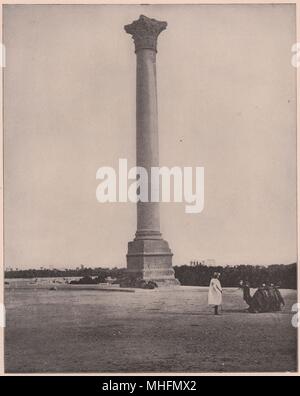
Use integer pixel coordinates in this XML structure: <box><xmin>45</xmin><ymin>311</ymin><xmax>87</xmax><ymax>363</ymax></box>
<box><xmin>124</xmin><ymin>15</ymin><xmax>167</xmax><ymax>53</ymax></box>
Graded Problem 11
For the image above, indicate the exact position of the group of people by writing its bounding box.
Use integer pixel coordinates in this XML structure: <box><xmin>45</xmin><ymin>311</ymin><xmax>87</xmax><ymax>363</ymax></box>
<box><xmin>240</xmin><ymin>280</ymin><xmax>285</xmax><ymax>313</ymax></box>
<box><xmin>208</xmin><ymin>272</ymin><xmax>285</xmax><ymax>315</ymax></box>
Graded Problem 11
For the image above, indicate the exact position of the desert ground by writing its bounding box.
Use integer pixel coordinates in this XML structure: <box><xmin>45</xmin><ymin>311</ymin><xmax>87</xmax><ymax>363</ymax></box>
<box><xmin>4</xmin><ymin>285</ymin><xmax>297</xmax><ymax>373</ymax></box>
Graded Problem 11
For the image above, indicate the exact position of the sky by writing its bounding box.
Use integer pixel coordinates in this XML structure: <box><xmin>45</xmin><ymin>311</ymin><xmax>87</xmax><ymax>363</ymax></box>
<box><xmin>3</xmin><ymin>4</ymin><xmax>297</xmax><ymax>269</ymax></box>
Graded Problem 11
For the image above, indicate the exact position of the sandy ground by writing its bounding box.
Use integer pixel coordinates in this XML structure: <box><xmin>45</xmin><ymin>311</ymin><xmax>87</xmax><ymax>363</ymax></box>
<box><xmin>4</xmin><ymin>286</ymin><xmax>297</xmax><ymax>373</ymax></box>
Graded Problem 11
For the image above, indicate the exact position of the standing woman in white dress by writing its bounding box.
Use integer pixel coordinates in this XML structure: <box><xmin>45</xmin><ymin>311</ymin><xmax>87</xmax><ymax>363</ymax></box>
<box><xmin>208</xmin><ymin>272</ymin><xmax>222</xmax><ymax>315</ymax></box>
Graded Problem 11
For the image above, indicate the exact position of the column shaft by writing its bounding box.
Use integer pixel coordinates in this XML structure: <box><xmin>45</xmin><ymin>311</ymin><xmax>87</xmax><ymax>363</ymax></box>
<box><xmin>136</xmin><ymin>49</ymin><xmax>160</xmax><ymax>237</ymax></box>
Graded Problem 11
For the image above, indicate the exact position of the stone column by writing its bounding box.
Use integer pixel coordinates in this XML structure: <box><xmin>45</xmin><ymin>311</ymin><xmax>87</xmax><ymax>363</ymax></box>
<box><xmin>124</xmin><ymin>15</ymin><xmax>179</xmax><ymax>286</ymax></box>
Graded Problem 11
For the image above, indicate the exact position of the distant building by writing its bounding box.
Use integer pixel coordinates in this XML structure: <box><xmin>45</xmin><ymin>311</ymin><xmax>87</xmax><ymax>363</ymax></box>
<box><xmin>190</xmin><ymin>259</ymin><xmax>216</xmax><ymax>266</ymax></box>
<box><xmin>204</xmin><ymin>259</ymin><xmax>216</xmax><ymax>266</ymax></box>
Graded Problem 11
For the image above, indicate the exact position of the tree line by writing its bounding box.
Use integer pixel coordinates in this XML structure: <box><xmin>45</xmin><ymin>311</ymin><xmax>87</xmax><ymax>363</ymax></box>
<box><xmin>5</xmin><ymin>262</ymin><xmax>297</xmax><ymax>289</ymax></box>
<box><xmin>174</xmin><ymin>263</ymin><xmax>296</xmax><ymax>289</ymax></box>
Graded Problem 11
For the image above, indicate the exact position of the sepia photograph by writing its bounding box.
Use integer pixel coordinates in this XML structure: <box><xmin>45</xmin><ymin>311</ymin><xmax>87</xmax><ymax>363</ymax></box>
<box><xmin>1</xmin><ymin>2</ymin><xmax>298</xmax><ymax>375</ymax></box>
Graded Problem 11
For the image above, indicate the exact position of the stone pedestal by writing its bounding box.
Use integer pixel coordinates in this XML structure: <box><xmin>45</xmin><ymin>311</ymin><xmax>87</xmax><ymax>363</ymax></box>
<box><xmin>127</xmin><ymin>237</ymin><xmax>177</xmax><ymax>286</ymax></box>
<box><xmin>124</xmin><ymin>15</ymin><xmax>179</xmax><ymax>286</ymax></box>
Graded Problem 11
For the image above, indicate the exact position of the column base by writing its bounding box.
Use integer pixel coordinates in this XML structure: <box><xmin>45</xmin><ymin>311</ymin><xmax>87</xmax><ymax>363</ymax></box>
<box><xmin>126</xmin><ymin>236</ymin><xmax>180</xmax><ymax>287</ymax></box>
